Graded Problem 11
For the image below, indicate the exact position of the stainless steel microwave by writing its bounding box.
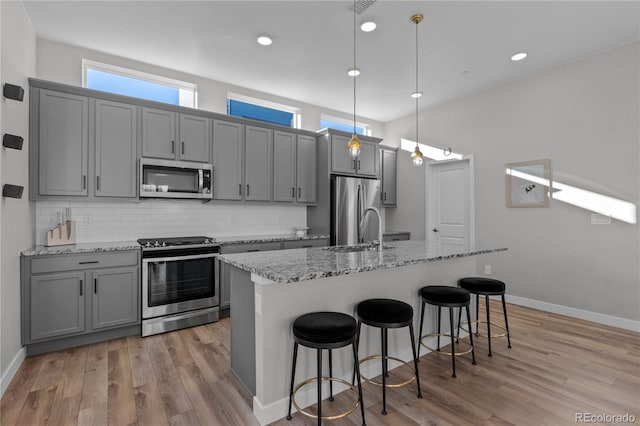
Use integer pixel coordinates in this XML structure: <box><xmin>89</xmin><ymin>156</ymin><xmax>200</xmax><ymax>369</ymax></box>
<box><xmin>140</xmin><ymin>158</ymin><xmax>213</xmax><ymax>199</ymax></box>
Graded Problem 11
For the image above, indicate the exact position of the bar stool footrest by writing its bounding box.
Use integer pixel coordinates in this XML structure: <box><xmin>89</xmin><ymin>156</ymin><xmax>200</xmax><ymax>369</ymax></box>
<box><xmin>358</xmin><ymin>355</ymin><xmax>416</xmax><ymax>388</ymax></box>
<box><xmin>459</xmin><ymin>320</ymin><xmax>509</xmax><ymax>338</ymax></box>
<box><xmin>420</xmin><ymin>333</ymin><xmax>473</xmax><ymax>356</ymax></box>
<box><xmin>291</xmin><ymin>377</ymin><xmax>360</xmax><ymax>421</ymax></box>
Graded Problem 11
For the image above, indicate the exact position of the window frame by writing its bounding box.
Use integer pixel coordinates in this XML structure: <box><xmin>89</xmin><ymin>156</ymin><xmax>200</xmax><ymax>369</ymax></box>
<box><xmin>227</xmin><ymin>92</ymin><xmax>301</xmax><ymax>129</ymax></box>
<box><xmin>320</xmin><ymin>114</ymin><xmax>372</xmax><ymax>136</ymax></box>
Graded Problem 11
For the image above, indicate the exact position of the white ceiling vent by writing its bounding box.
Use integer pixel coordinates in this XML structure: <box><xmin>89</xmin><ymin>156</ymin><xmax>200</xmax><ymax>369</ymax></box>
<box><xmin>349</xmin><ymin>0</ymin><xmax>376</xmax><ymax>15</ymax></box>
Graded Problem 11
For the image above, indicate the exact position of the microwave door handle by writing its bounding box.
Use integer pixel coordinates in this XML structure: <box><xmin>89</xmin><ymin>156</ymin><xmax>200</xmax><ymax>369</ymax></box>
<box><xmin>198</xmin><ymin>170</ymin><xmax>204</xmax><ymax>193</ymax></box>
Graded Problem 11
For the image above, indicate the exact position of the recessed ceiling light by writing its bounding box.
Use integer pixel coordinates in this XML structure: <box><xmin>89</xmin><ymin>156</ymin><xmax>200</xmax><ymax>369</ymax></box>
<box><xmin>348</xmin><ymin>68</ymin><xmax>361</xmax><ymax>77</ymax></box>
<box><xmin>511</xmin><ymin>52</ymin><xmax>527</xmax><ymax>61</ymax></box>
<box><xmin>360</xmin><ymin>21</ymin><xmax>377</xmax><ymax>32</ymax></box>
<box><xmin>257</xmin><ymin>36</ymin><xmax>273</xmax><ymax>46</ymax></box>
<box><xmin>410</xmin><ymin>91</ymin><xmax>422</xmax><ymax>98</ymax></box>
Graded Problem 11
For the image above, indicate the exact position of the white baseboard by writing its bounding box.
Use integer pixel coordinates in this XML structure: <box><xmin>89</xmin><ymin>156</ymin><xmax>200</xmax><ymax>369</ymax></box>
<box><xmin>506</xmin><ymin>295</ymin><xmax>640</xmax><ymax>332</ymax></box>
<box><xmin>1</xmin><ymin>347</ymin><xmax>26</xmax><ymax>398</ymax></box>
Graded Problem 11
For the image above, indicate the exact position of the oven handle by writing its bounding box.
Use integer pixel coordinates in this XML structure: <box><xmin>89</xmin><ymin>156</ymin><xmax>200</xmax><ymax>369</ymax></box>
<box><xmin>143</xmin><ymin>252</ymin><xmax>219</xmax><ymax>263</ymax></box>
<box><xmin>198</xmin><ymin>170</ymin><xmax>204</xmax><ymax>194</ymax></box>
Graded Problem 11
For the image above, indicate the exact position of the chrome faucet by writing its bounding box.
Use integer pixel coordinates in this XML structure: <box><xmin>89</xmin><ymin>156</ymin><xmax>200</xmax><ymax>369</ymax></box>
<box><xmin>361</xmin><ymin>207</ymin><xmax>383</xmax><ymax>250</ymax></box>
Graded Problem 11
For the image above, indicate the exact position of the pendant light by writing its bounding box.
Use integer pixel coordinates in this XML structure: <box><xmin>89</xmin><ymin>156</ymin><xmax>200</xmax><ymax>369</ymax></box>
<box><xmin>410</xmin><ymin>14</ymin><xmax>424</xmax><ymax>167</ymax></box>
<box><xmin>347</xmin><ymin>0</ymin><xmax>362</xmax><ymax>158</ymax></box>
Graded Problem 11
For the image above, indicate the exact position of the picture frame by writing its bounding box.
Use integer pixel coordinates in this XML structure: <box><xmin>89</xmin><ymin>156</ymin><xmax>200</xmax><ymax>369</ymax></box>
<box><xmin>506</xmin><ymin>159</ymin><xmax>550</xmax><ymax>207</ymax></box>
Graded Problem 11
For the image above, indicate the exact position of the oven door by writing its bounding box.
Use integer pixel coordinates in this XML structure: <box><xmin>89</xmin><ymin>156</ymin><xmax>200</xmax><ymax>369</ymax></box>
<box><xmin>142</xmin><ymin>252</ymin><xmax>219</xmax><ymax>319</ymax></box>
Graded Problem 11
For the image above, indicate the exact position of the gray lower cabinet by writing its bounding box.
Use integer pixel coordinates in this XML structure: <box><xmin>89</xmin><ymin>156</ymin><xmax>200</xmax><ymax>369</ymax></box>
<box><xmin>329</xmin><ymin>132</ymin><xmax>379</xmax><ymax>178</ymax></box>
<box><xmin>244</xmin><ymin>125</ymin><xmax>273</xmax><ymax>201</ymax></box>
<box><xmin>94</xmin><ymin>100</ymin><xmax>138</xmax><ymax>198</ymax></box>
<box><xmin>142</xmin><ymin>107</ymin><xmax>210</xmax><ymax>162</ymax></box>
<box><xmin>36</xmin><ymin>89</ymin><xmax>89</xmax><ymax>197</ymax></box>
<box><xmin>213</xmin><ymin>119</ymin><xmax>244</xmax><ymax>201</ymax></box>
<box><xmin>273</xmin><ymin>132</ymin><xmax>317</xmax><ymax>204</ymax></box>
<box><xmin>380</xmin><ymin>148</ymin><xmax>397</xmax><ymax>206</ymax></box>
<box><xmin>22</xmin><ymin>250</ymin><xmax>140</xmax><ymax>354</ymax></box>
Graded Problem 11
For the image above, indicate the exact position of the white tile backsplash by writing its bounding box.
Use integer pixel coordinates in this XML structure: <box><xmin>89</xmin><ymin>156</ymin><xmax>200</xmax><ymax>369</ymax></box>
<box><xmin>36</xmin><ymin>200</ymin><xmax>307</xmax><ymax>245</ymax></box>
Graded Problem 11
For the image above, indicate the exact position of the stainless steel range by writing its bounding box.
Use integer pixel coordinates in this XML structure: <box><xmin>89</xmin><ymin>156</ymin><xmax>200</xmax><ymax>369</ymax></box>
<box><xmin>138</xmin><ymin>236</ymin><xmax>220</xmax><ymax>337</ymax></box>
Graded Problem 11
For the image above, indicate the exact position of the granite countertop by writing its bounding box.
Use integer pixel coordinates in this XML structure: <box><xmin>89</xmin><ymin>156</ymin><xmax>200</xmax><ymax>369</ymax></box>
<box><xmin>219</xmin><ymin>240</ymin><xmax>507</xmax><ymax>284</ymax></box>
<box><xmin>21</xmin><ymin>241</ymin><xmax>140</xmax><ymax>257</ymax></box>
<box><xmin>215</xmin><ymin>234</ymin><xmax>329</xmax><ymax>245</ymax></box>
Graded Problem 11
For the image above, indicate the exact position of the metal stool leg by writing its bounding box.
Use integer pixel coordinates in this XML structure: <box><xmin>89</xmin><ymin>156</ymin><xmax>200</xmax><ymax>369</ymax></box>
<box><xmin>466</xmin><ymin>305</ymin><xmax>476</xmax><ymax>365</ymax></box>
<box><xmin>418</xmin><ymin>300</ymin><xmax>426</xmax><ymax>359</ymax></box>
<box><xmin>351</xmin><ymin>320</ymin><xmax>362</xmax><ymax>385</ymax></box>
<box><xmin>287</xmin><ymin>342</ymin><xmax>299</xmax><ymax>420</ymax></box>
<box><xmin>449</xmin><ymin>307</ymin><xmax>456</xmax><ymax>378</ymax></box>
<box><xmin>408</xmin><ymin>323</ymin><xmax>422</xmax><ymax>398</ymax></box>
<box><xmin>436</xmin><ymin>306</ymin><xmax>442</xmax><ymax>351</ymax></box>
<box><xmin>381</xmin><ymin>327</ymin><xmax>388</xmax><ymax>415</ymax></box>
<box><xmin>456</xmin><ymin>305</ymin><xmax>462</xmax><ymax>343</ymax></box>
<box><xmin>328</xmin><ymin>349</ymin><xmax>334</xmax><ymax>401</ymax></box>
<box><xmin>475</xmin><ymin>294</ymin><xmax>480</xmax><ymax>335</ymax></box>
<box><xmin>502</xmin><ymin>294</ymin><xmax>512</xmax><ymax>348</ymax></box>
<box><xmin>485</xmin><ymin>295</ymin><xmax>492</xmax><ymax>356</ymax></box>
<box><xmin>351</xmin><ymin>341</ymin><xmax>366</xmax><ymax>426</ymax></box>
<box><xmin>316</xmin><ymin>348</ymin><xmax>322</xmax><ymax>426</ymax></box>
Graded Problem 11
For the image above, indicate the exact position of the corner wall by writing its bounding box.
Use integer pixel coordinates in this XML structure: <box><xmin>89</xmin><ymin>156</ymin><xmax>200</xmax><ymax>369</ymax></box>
<box><xmin>385</xmin><ymin>42</ymin><xmax>640</xmax><ymax>324</ymax></box>
<box><xmin>0</xmin><ymin>1</ymin><xmax>36</xmax><ymax>395</ymax></box>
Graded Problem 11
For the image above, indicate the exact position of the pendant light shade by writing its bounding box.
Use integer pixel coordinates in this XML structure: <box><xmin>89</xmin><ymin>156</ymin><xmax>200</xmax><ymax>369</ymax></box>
<box><xmin>411</xmin><ymin>13</ymin><xmax>424</xmax><ymax>167</ymax></box>
<box><xmin>348</xmin><ymin>0</ymin><xmax>361</xmax><ymax>159</ymax></box>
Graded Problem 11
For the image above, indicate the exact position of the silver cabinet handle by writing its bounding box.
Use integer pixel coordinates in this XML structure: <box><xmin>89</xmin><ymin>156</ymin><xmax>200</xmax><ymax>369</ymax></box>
<box><xmin>78</xmin><ymin>261</ymin><xmax>99</xmax><ymax>265</ymax></box>
<box><xmin>181</xmin><ymin>141</ymin><xmax>185</xmax><ymax>155</ymax></box>
<box><xmin>292</xmin><ymin>187</ymin><xmax>295</xmax><ymax>198</ymax></box>
<box><xmin>239</xmin><ymin>184</ymin><xmax>242</xmax><ymax>195</ymax></box>
<box><xmin>82</xmin><ymin>175</ymin><xmax>86</xmax><ymax>190</ymax></box>
<box><xmin>357</xmin><ymin>160</ymin><xmax>361</xmax><ymax>170</ymax></box>
<box><xmin>171</xmin><ymin>140</ymin><xmax>175</xmax><ymax>153</ymax></box>
<box><xmin>298</xmin><ymin>187</ymin><xmax>301</xmax><ymax>198</ymax></box>
<box><xmin>433</xmin><ymin>228</ymin><xmax>440</xmax><ymax>232</ymax></box>
<box><xmin>94</xmin><ymin>278</ymin><xmax>97</xmax><ymax>294</ymax></box>
<box><xmin>79</xmin><ymin>279</ymin><xmax>83</xmax><ymax>296</ymax></box>
<box><xmin>246</xmin><ymin>185</ymin><xmax>250</xmax><ymax>196</ymax></box>
<box><xmin>96</xmin><ymin>176</ymin><xmax>100</xmax><ymax>191</ymax></box>
<box><xmin>383</xmin><ymin>192</ymin><xmax>387</xmax><ymax>201</ymax></box>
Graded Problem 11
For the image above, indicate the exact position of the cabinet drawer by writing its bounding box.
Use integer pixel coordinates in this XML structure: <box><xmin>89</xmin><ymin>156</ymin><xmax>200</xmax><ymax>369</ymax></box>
<box><xmin>219</xmin><ymin>242</ymin><xmax>282</xmax><ymax>254</ymax></box>
<box><xmin>383</xmin><ymin>233</ymin><xmax>410</xmax><ymax>242</ymax></box>
<box><xmin>282</xmin><ymin>239</ymin><xmax>328</xmax><ymax>249</ymax></box>
<box><xmin>31</xmin><ymin>251</ymin><xmax>139</xmax><ymax>274</ymax></box>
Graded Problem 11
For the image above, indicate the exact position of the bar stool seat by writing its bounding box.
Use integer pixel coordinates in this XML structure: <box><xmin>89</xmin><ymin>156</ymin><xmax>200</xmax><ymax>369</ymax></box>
<box><xmin>287</xmin><ymin>312</ymin><xmax>365</xmax><ymax>425</ymax></box>
<box><xmin>355</xmin><ymin>298</ymin><xmax>422</xmax><ymax>416</ymax></box>
<box><xmin>459</xmin><ymin>277</ymin><xmax>505</xmax><ymax>294</ymax></box>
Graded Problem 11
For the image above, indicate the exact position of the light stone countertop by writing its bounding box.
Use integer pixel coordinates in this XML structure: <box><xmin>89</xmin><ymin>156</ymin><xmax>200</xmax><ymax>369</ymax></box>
<box><xmin>215</xmin><ymin>234</ymin><xmax>329</xmax><ymax>245</ymax></box>
<box><xmin>21</xmin><ymin>241</ymin><xmax>141</xmax><ymax>257</ymax></box>
<box><xmin>219</xmin><ymin>240</ymin><xmax>507</xmax><ymax>284</ymax></box>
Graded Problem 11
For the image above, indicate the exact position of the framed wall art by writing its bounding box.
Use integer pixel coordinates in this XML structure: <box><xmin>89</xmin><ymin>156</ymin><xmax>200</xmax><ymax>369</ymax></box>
<box><xmin>506</xmin><ymin>159</ymin><xmax>550</xmax><ymax>207</ymax></box>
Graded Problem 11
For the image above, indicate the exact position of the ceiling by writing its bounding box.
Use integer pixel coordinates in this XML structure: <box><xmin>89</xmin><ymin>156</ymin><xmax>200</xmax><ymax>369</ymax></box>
<box><xmin>23</xmin><ymin>1</ymin><xmax>640</xmax><ymax>123</ymax></box>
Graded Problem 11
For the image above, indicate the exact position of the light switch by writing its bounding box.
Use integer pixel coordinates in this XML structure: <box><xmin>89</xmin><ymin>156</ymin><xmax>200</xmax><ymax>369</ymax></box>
<box><xmin>590</xmin><ymin>213</ymin><xmax>611</xmax><ymax>225</ymax></box>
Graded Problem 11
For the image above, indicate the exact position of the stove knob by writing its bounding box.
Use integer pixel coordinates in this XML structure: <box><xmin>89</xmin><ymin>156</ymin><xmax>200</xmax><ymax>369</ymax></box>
<box><xmin>146</xmin><ymin>242</ymin><xmax>152</xmax><ymax>247</ymax></box>
<box><xmin>162</xmin><ymin>242</ymin><xmax>167</xmax><ymax>247</ymax></box>
<box><xmin>154</xmin><ymin>241</ymin><xmax>160</xmax><ymax>247</ymax></box>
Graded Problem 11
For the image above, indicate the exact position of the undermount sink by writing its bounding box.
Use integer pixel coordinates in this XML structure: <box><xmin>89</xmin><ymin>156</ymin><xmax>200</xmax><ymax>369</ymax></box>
<box><xmin>322</xmin><ymin>243</ymin><xmax>392</xmax><ymax>253</ymax></box>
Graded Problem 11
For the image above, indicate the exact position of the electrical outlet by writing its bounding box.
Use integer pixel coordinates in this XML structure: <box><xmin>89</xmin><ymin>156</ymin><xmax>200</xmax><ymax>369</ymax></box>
<box><xmin>591</xmin><ymin>213</ymin><xmax>611</xmax><ymax>225</ymax></box>
<box><xmin>484</xmin><ymin>265</ymin><xmax>492</xmax><ymax>275</ymax></box>
<box><xmin>83</xmin><ymin>215</ymin><xmax>93</xmax><ymax>226</ymax></box>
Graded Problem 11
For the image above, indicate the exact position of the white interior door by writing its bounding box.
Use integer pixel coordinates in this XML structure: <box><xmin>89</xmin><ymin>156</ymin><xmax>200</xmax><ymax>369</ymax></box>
<box><xmin>427</xmin><ymin>158</ymin><xmax>474</xmax><ymax>251</ymax></box>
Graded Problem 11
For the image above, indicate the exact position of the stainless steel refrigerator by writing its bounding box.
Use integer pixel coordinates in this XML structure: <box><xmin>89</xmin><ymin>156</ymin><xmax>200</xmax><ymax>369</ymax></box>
<box><xmin>331</xmin><ymin>176</ymin><xmax>382</xmax><ymax>246</ymax></box>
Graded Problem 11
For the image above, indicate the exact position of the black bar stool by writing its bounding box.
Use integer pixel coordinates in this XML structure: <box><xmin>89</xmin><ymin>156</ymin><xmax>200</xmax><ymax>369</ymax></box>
<box><xmin>354</xmin><ymin>298</ymin><xmax>422</xmax><ymax>416</ymax></box>
<box><xmin>457</xmin><ymin>277</ymin><xmax>512</xmax><ymax>356</ymax></box>
<box><xmin>286</xmin><ymin>311</ymin><xmax>365</xmax><ymax>426</ymax></box>
<box><xmin>418</xmin><ymin>285</ymin><xmax>476</xmax><ymax>378</ymax></box>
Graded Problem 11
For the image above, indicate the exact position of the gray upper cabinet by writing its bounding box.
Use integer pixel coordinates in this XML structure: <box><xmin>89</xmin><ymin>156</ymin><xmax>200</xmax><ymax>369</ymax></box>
<box><xmin>330</xmin><ymin>133</ymin><xmax>379</xmax><ymax>178</ymax></box>
<box><xmin>212</xmin><ymin>119</ymin><xmax>244</xmax><ymax>201</ymax></box>
<box><xmin>296</xmin><ymin>135</ymin><xmax>317</xmax><ymax>204</ymax></box>
<box><xmin>179</xmin><ymin>114</ymin><xmax>210</xmax><ymax>162</ymax></box>
<box><xmin>94</xmin><ymin>100</ymin><xmax>137</xmax><ymax>198</ymax></box>
<box><xmin>142</xmin><ymin>107</ymin><xmax>210</xmax><ymax>162</ymax></box>
<box><xmin>273</xmin><ymin>131</ymin><xmax>296</xmax><ymax>202</ymax></box>
<box><xmin>380</xmin><ymin>148</ymin><xmax>397</xmax><ymax>206</ymax></box>
<box><xmin>142</xmin><ymin>107</ymin><xmax>176</xmax><ymax>159</ymax></box>
<box><xmin>37</xmin><ymin>90</ymin><xmax>89</xmax><ymax>196</ymax></box>
<box><xmin>244</xmin><ymin>125</ymin><xmax>273</xmax><ymax>201</ymax></box>
<box><xmin>92</xmin><ymin>266</ymin><xmax>139</xmax><ymax>330</ymax></box>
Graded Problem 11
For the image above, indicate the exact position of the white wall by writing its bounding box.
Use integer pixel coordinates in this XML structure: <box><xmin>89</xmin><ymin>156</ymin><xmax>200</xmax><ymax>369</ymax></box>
<box><xmin>35</xmin><ymin>38</ymin><xmax>384</xmax><ymax>135</ymax></box>
<box><xmin>0</xmin><ymin>1</ymin><xmax>36</xmax><ymax>395</ymax></box>
<box><xmin>385</xmin><ymin>42</ymin><xmax>639</xmax><ymax>323</ymax></box>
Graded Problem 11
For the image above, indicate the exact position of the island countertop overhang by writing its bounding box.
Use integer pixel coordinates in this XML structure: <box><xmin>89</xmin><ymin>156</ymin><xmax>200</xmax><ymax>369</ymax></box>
<box><xmin>218</xmin><ymin>240</ymin><xmax>507</xmax><ymax>284</ymax></box>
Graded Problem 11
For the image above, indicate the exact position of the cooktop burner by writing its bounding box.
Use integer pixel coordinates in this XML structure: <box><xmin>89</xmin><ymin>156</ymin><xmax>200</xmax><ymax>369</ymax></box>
<box><xmin>137</xmin><ymin>236</ymin><xmax>217</xmax><ymax>248</ymax></box>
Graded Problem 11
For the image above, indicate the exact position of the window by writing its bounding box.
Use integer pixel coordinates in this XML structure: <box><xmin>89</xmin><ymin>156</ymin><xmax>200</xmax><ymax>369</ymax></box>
<box><xmin>83</xmin><ymin>59</ymin><xmax>197</xmax><ymax>108</ymax></box>
<box><xmin>321</xmin><ymin>116</ymin><xmax>371</xmax><ymax>136</ymax></box>
<box><xmin>227</xmin><ymin>95</ymin><xmax>299</xmax><ymax>128</ymax></box>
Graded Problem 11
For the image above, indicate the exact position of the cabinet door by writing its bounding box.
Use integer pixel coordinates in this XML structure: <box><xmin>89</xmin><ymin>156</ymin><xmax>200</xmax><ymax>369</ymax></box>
<box><xmin>212</xmin><ymin>120</ymin><xmax>244</xmax><ymax>200</ymax></box>
<box><xmin>296</xmin><ymin>135</ymin><xmax>317</xmax><ymax>204</ymax></box>
<box><xmin>92</xmin><ymin>267</ymin><xmax>139</xmax><ymax>330</ymax></box>
<box><xmin>244</xmin><ymin>125</ymin><xmax>273</xmax><ymax>201</ymax></box>
<box><xmin>95</xmin><ymin>100</ymin><xmax>137</xmax><ymax>198</ymax></box>
<box><xmin>38</xmin><ymin>90</ymin><xmax>89</xmax><ymax>196</ymax></box>
<box><xmin>30</xmin><ymin>272</ymin><xmax>85</xmax><ymax>340</ymax></box>
<box><xmin>179</xmin><ymin>114</ymin><xmax>210</xmax><ymax>162</ymax></box>
<box><xmin>331</xmin><ymin>134</ymin><xmax>357</xmax><ymax>175</ymax></box>
<box><xmin>142</xmin><ymin>107</ymin><xmax>177</xmax><ymax>159</ymax></box>
<box><xmin>273</xmin><ymin>131</ymin><xmax>296</xmax><ymax>202</ymax></box>
<box><xmin>381</xmin><ymin>149</ymin><xmax>397</xmax><ymax>206</ymax></box>
<box><xmin>357</xmin><ymin>141</ymin><xmax>379</xmax><ymax>178</ymax></box>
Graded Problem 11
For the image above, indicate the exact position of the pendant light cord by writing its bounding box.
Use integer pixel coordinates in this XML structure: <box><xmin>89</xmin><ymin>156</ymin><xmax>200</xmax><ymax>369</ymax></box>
<box><xmin>353</xmin><ymin>0</ymin><xmax>357</xmax><ymax>135</ymax></box>
<box><xmin>415</xmin><ymin>15</ymin><xmax>419</xmax><ymax>147</ymax></box>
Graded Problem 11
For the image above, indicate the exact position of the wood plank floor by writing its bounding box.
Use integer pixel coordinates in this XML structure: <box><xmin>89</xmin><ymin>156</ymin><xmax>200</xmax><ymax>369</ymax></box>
<box><xmin>2</xmin><ymin>302</ymin><xmax>639</xmax><ymax>426</ymax></box>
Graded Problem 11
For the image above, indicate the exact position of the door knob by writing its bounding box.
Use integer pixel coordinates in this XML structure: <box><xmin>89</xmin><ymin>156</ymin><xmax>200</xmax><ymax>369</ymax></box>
<box><xmin>432</xmin><ymin>228</ymin><xmax>439</xmax><ymax>232</ymax></box>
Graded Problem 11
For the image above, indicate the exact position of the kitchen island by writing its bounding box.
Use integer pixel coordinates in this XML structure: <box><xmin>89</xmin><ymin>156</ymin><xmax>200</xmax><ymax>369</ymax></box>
<box><xmin>219</xmin><ymin>241</ymin><xmax>507</xmax><ymax>425</ymax></box>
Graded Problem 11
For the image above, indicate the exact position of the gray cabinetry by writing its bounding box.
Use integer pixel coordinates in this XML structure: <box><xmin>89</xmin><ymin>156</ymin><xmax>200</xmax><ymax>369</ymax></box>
<box><xmin>380</xmin><ymin>148</ymin><xmax>397</xmax><ymax>206</ymax></box>
<box><xmin>22</xmin><ymin>250</ymin><xmax>140</xmax><ymax>354</ymax></box>
<box><xmin>212</xmin><ymin>119</ymin><xmax>244</xmax><ymax>201</ymax></box>
<box><xmin>30</xmin><ymin>271</ymin><xmax>86</xmax><ymax>341</ymax></box>
<box><xmin>95</xmin><ymin>100</ymin><xmax>137</xmax><ymax>198</ymax></box>
<box><xmin>329</xmin><ymin>132</ymin><xmax>379</xmax><ymax>178</ymax></box>
<box><xmin>142</xmin><ymin>107</ymin><xmax>210</xmax><ymax>162</ymax></box>
<box><xmin>282</xmin><ymin>239</ymin><xmax>328</xmax><ymax>249</ymax></box>
<box><xmin>244</xmin><ymin>125</ymin><xmax>273</xmax><ymax>201</ymax></box>
<box><xmin>273</xmin><ymin>132</ymin><xmax>317</xmax><ymax>204</ymax></box>
<box><xmin>37</xmin><ymin>90</ymin><xmax>89</xmax><ymax>196</ymax></box>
